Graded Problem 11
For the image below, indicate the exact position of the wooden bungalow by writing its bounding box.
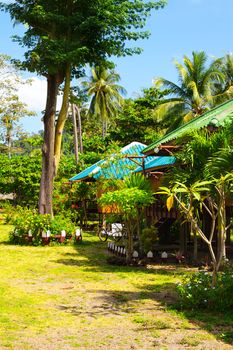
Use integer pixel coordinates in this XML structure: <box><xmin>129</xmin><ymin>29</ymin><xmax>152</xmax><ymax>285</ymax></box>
<box><xmin>69</xmin><ymin>141</ymin><xmax>174</xmax><ymax>217</ymax></box>
<box><xmin>70</xmin><ymin>100</ymin><xmax>233</xmax><ymax>261</ymax></box>
<box><xmin>138</xmin><ymin>99</ymin><xmax>233</xmax><ymax>258</ymax></box>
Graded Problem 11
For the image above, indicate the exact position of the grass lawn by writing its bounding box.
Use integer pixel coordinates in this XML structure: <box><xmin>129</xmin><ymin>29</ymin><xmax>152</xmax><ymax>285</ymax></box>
<box><xmin>0</xmin><ymin>224</ymin><xmax>233</xmax><ymax>349</ymax></box>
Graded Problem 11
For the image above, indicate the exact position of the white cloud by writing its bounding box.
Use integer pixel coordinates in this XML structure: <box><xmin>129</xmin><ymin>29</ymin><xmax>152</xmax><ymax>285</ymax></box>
<box><xmin>18</xmin><ymin>76</ymin><xmax>47</xmax><ymax>113</ymax></box>
<box><xmin>17</xmin><ymin>76</ymin><xmax>62</xmax><ymax>133</ymax></box>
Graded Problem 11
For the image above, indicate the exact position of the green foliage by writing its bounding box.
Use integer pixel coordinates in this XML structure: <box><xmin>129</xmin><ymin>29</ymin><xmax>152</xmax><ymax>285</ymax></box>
<box><xmin>10</xmin><ymin>208</ymin><xmax>75</xmax><ymax>245</ymax></box>
<box><xmin>212</xmin><ymin>53</ymin><xmax>233</xmax><ymax>104</ymax></box>
<box><xmin>168</xmin><ymin>121</ymin><xmax>233</xmax><ymax>186</ymax></box>
<box><xmin>141</xmin><ymin>226</ymin><xmax>158</xmax><ymax>252</ymax></box>
<box><xmin>108</xmin><ymin>88</ymin><xmax>168</xmax><ymax>144</ymax></box>
<box><xmin>2</xmin><ymin>0</ymin><xmax>166</xmax><ymax>75</ymax></box>
<box><xmin>153</xmin><ymin>51</ymin><xmax>225</xmax><ymax>132</ymax></box>
<box><xmin>177</xmin><ymin>270</ymin><xmax>233</xmax><ymax>311</ymax></box>
<box><xmin>99</xmin><ymin>187</ymin><xmax>154</xmax><ymax>218</ymax></box>
<box><xmin>73</xmin><ymin>182</ymin><xmax>96</xmax><ymax>201</ymax></box>
<box><xmin>0</xmin><ymin>154</ymin><xmax>41</xmax><ymax>206</ymax></box>
<box><xmin>56</xmin><ymin>156</ymin><xmax>78</xmax><ymax>180</ymax></box>
<box><xmin>0</xmin><ymin>55</ymin><xmax>35</xmax><ymax>156</ymax></box>
<box><xmin>205</xmin><ymin>146</ymin><xmax>233</xmax><ymax>179</ymax></box>
<box><xmin>124</xmin><ymin>173</ymin><xmax>153</xmax><ymax>192</ymax></box>
<box><xmin>52</xmin><ymin>183</ymin><xmax>71</xmax><ymax>216</ymax></box>
<box><xmin>99</xmin><ymin>174</ymin><xmax>154</xmax><ymax>219</ymax></box>
<box><xmin>14</xmin><ymin>132</ymin><xmax>43</xmax><ymax>156</ymax></box>
<box><xmin>83</xmin><ymin>66</ymin><xmax>126</xmax><ymax>137</ymax></box>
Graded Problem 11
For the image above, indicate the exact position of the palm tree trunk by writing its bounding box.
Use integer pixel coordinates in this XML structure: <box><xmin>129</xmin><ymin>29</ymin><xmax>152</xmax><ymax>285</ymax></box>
<box><xmin>75</xmin><ymin>105</ymin><xmax>83</xmax><ymax>153</ymax></box>
<box><xmin>102</xmin><ymin>120</ymin><xmax>107</xmax><ymax>138</ymax></box>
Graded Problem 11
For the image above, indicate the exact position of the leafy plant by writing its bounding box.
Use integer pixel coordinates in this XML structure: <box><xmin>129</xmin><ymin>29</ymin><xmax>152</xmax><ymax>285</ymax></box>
<box><xmin>177</xmin><ymin>270</ymin><xmax>233</xmax><ymax>311</ymax></box>
<box><xmin>141</xmin><ymin>226</ymin><xmax>158</xmax><ymax>253</ymax></box>
<box><xmin>10</xmin><ymin>208</ymin><xmax>76</xmax><ymax>245</ymax></box>
<box><xmin>99</xmin><ymin>174</ymin><xmax>154</xmax><ymax>262</ymax></box>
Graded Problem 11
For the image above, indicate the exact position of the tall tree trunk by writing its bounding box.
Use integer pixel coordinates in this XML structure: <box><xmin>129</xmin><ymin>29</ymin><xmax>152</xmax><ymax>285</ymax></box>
<box><xmin>71</xmin><ymin>103</ymin><xmax>79</xmax><ymax>163</ymax></box>
<box><xmin>54</xmin><ymin>65</ymin><xmax>71</xmax><ymax>174</ymax></box>
<box><xmin>39</xmin><ymin>74</ymin><xmax>59</xmax><ymax>215</ymax></box>
<box><xmin>75</xmin><ymin>105</ymin><xmax>83</xmax><ymax>153</ymax></box>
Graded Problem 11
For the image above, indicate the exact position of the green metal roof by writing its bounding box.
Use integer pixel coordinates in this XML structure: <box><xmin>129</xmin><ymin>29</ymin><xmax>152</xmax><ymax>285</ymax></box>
<box><xmin>70</xmin><ymin>142</ymin><xmax>152</xmax><ymax>182</ymax></box>
<box><xmin>134</xmin><ymin>156</ymin><xmax>176</xmax><ymax>173</ymax></box>
<box><xmin>143</xmin><ymin>99</ymin><xmax>233</xmax><ymax>154</ymax></box>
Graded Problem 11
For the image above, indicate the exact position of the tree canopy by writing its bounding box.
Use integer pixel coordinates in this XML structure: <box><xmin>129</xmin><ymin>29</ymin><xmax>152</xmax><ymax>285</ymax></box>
<box><xmin>1</xmin><ymin>0</ymin><xmax>166</xmax><ymax>214</ymax></box>
<box><xmin>2</xmin><ymin>0</ymin><xmax>166</xmax><ymax>76</ymax></box>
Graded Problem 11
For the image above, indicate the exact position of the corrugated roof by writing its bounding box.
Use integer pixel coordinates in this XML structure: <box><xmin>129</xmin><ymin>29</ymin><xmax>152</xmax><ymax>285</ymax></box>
<box><xmin>143</xmin><ymin>99</ymin><xmax>233</xmax><ymax>153</ymax></box>
<box><xmin>134</xmin><ymin>156</ymin><xmax>176</xmax><ymax>173</ymax></box>
<box><xmin>69</xmin><ymin>159</ymin><xmax>105</xmax><ymax>181</ymax></box>
<box><xmin>70</xmin><ymin>142</ymin><xmax>152</xmax><ymax>182</ymax></box>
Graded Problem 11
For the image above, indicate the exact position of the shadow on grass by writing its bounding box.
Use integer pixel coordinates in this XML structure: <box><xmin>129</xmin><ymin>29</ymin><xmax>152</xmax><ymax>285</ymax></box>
<box><xmin>55</xmin><ymin>252</ymin><xmax>186</xmax><ymax>276</ymax></box>
<box><xmin>56</xmin><ymin>283</ymin><xmax>175</xmax><ymax>318</ymax></box>
<box><xmin>2</xmin><ymin>229</ymin><xmax>233</xmax><ymax>345</ymax></box>
<box><xmin>168</xmin><ymin>304</ymin><xmax>233</xmax><ymax>345</ymax></box>
<box><xmin>55</xmin><ymin>233</ymin><xmax>233</xmax><ymax>346</ymax></box>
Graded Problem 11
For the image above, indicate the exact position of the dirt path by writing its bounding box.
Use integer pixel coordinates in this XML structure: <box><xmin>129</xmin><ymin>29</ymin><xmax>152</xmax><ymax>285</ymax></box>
<box><xmin>0</xmin><ymin>228</ymin><xmax>232</xmax><ymax>349</ymax></box>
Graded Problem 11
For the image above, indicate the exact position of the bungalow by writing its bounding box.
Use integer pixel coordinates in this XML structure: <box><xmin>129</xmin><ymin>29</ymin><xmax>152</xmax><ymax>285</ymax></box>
<box><xmin>70</xmin><ymin>99</ymin><xmax>233</xmax><ymax>259</ymax></box>
<box><xmin>140</xmin><ymin>99</ymin><xmax>233</xmax><ymax>257</ymax></box>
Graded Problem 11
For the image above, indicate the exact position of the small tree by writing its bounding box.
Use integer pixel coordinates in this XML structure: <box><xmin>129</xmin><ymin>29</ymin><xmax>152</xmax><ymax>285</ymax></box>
<box><xmin>0</xmin><ymin>55</ymin><xmax>35</xmax><ymax>157</ymax></box>
<box><xmin>0</xmin><ymin>95</ymin><xmax>35</xmax><ymax>157</ymax></box>
<box><xmin>157</xmin><ymin>174</ymin><xmax>233</xmax><ymax>286</ymax></box>
<box><xmin>99</xmin><ymin>174</ymin><xmax>154</xmax><ymax>263</ymax></box>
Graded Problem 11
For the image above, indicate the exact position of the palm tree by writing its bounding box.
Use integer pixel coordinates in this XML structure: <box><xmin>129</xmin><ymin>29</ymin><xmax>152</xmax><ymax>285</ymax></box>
<box><xmin>83</xmin><ymin>66</ymin><xmax>126</xmax><ymax>138</ymax></box>
<box><xmin>212</xmin><ymin>53</ymin><xmax>233</xmax><ymax>104</ymax></box>
<box><xmin>153</xmin><ymin>51</ymin><xmax>224</xmax><ymax>132</ymax></box>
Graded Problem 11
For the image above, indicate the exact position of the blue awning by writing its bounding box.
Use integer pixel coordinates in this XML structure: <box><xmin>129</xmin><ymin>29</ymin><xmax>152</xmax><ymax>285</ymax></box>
<box><xmin>134</xmin><ymin>156</ymin><xmax>176</xmax><ymax>173</ymax></box>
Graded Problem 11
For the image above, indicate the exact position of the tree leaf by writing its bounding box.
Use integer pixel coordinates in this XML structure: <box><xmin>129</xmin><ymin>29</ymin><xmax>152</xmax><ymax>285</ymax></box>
<box><xmin>166</xmin><ymin>195</ymin><xmax>174</xmax><ymax>211</ymax></box>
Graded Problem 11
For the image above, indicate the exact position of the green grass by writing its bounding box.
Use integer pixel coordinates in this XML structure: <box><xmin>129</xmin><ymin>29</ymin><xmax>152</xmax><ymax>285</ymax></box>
<box><xmin>0</xmin><ymin>224</ymin><xmax>232</xmax><ymax>349</ymax></box>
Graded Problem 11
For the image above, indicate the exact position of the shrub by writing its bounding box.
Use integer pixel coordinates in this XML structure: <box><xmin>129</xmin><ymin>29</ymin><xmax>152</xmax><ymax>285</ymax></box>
<box><xmin>10</xmin><ymin>208</ymin><xmax>76</xmax><ymax>245</ymax></box>
<box><xmin>177</xmin><ymin>270</ymin><xmax>233</xmax><ymax>312</ymax></box>
<box><xmin>141</xmin><ymin>226</ymin><xmax>158</xmax><ymax>253</ymax></box>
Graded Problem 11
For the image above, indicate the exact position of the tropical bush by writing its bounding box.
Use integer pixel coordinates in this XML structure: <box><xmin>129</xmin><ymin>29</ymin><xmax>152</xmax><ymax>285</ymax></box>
<box><xmin>10</xmin><ymin>208</ymin><xmax>76</xmax><ymax>245</ymax></box>
<box><xmin>99</xmin><ymin>174</ymin><xmax>154</xmax><ymax>263</ymax></box>
<box><xmin>141</xmin><ymin>226</ymin><xmax>158</xmax><ymax>253</ymax></box>
<box><xmin>0</xmin><ymin>155</ymin><xmax>41</xmax><ymax>206</ymax></box>
<box><xmin>177</xmin><ymin>270</ymin><xmax>233</xmax><ymax>312</ymax></box>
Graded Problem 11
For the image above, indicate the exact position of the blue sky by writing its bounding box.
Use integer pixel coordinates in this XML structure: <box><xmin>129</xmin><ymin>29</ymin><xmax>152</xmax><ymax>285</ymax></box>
<box><xmin>0</xmin><ymin>0</ymin><xmax>233</xmax><ymax>132</ymax></box>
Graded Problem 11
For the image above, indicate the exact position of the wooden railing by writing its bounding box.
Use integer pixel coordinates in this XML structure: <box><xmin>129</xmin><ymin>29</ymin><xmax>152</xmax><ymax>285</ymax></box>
<box><xmin>146</xmin><ymin>201</ymin><xmax>179</xmax><ymax>220</ymax></box>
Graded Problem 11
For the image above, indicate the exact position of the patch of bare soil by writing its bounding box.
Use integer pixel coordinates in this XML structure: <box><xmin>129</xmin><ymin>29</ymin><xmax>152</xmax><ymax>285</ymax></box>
<box><xmin>14</xmin><ymin>280</ymin><xmax>233</xmax><ymax>350</ymax></box>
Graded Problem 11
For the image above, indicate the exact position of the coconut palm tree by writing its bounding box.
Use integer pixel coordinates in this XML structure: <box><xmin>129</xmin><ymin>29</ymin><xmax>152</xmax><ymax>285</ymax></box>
<box><xmin>83</xmin><ymin>66</ymin><xmax>126</xmax><ymax>138</ymax></box>
<box><xmin>153</xmin><ymin>51</ymin><xmax>224</xmax><ymax>132</ymax></box>
<box><xmin>212</xmin><ymin>53</ymin><xmax>233</xmax><ymax>104</ymax></box>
